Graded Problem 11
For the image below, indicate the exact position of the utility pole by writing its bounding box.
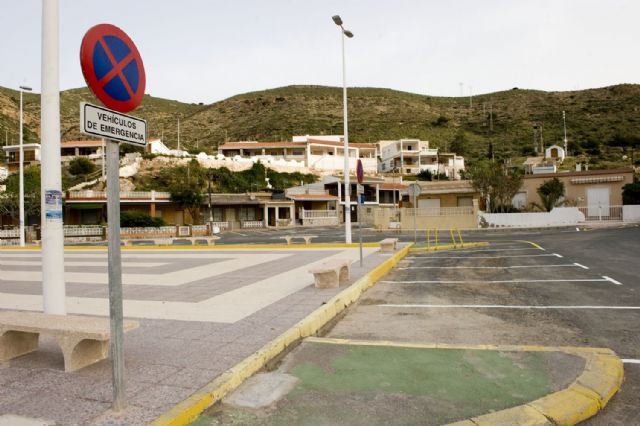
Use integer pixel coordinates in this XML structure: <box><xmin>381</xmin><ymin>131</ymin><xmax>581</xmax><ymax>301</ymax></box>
<box><xmin>177</xmin><ymin>118</ymin><xmax>180</xmax><ymax>150</ymax></box>
<box><xmin>459</xmin><ymin>82</ymin><xmax>463</xmax><ymax>97</ymax></box>
<box><xmin>469</xmin><ymin>85</ymin><xmax>473</xmax><ymax>109</ymax></box>
<box><xmin>491</xmin><ymin>106</ymin><xmax>495</xmax><ymax>132</ymax></box>
<box><xmin>562</xmin><ymin>111</ymin><xmax>568</xmax><ymax>154</ymax></box>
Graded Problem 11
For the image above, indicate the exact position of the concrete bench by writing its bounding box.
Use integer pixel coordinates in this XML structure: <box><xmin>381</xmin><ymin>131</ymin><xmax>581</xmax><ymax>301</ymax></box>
<box><xmin>280</xmin><ymin>235</ymin><xmax>317</xmax><ymax>245</ymax></box>
<box><xmin>309</xmin><ymin>259</ymin><xmax>352</xmax><ymax>289</ymax></box>
<box><xmin>379</xmin><ymin>238</ymin><xmax>399</xmax><ymax>252</ymax></box>
<box><xmin>0</xmin><ymin>311</ymin><xmax>139</xmax><ymax>372</ymax></box>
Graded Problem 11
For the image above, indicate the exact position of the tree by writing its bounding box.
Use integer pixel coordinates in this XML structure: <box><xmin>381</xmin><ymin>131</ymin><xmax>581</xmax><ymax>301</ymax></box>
<box><xmin>466</xmin><ymin>159</ymin><xmax>523</xmax><ymax>212</ymax></box>
<box><xmin>622</xmin><ymin>182</ymin><xmax>640</xmax><ymax>205</ymax></box>
<box><xmin>416</xmin><ymin>169</ymin><xmax>433</xmax><ymax>181</ymax></box>
<box><xmin>0</xmin><ymin>166</ymin><xmax>41</xmax><ymax>220</ymax></box>
<box><xmin>450</xmin><ymin>130</ymin><xmax>467</xmax><ymax>156</ymax></box>
<box><xmin>68</xmin><ymin>157</ymin><xmax>96</xmax><ymax>177</ymax></box>
<box><xmin>535</xmin><ymin>178</ymin><xmax>565</xmax><ymax>211</ymax></box>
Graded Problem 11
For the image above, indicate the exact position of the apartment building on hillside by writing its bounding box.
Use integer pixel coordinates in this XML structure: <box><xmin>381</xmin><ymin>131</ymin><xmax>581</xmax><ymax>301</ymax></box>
<box><xmin>377</xmin><ymin>139</ymin><xmax>465</xmax><ymax>179</ymax></box>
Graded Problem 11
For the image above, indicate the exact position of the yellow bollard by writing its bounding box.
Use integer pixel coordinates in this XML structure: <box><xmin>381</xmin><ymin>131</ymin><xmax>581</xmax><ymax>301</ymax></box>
<box><xmin>426</xmin><ymin>228</ymin><xmax>431</xmax><ymax>250</ymax></box>
<box><xmin>435</xmin><ymin>228</ymin><xmax>439</xmax><ymax>249</ymax></box>
<box><xmin>456</xmin><ymin>228</ymin><xmax>464</xmax><ymax>248</ymax></box>
<box><xmin>449</xmin><ymin>229</ymin><xmax>456</xmax><ymax>248</ymax></box>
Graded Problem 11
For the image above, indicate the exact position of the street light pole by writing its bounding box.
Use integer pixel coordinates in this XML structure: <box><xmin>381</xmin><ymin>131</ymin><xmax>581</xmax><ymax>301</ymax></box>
<box><xmin>208</xmin><ymin>168</ymin><xmax>213</xmax><ymax>223</ymax></box>
<box><xmin>19</xmin><ymin>85</ymin><xmax>32</xmax><ymax>247</ymax></box>
<box><xmin>332</xmin><ymin>14</ymin><xmax>354</xmax><ymax>244</ymax></box>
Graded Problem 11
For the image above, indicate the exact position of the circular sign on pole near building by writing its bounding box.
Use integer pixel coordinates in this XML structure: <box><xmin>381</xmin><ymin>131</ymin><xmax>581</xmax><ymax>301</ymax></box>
<box><xmin>80</xmin><ymin>24</ymin><xmax>146</xmax><ymax>113</ymax></box>
<box><xmin>356</xmin><ymin>159</ymin><xmax>364</xmax><ymax>184</ymax></box>
<box><xmin>407</xmin><ymin>183</ymin><xmax>422</xmax><ymax>198</ymax></box>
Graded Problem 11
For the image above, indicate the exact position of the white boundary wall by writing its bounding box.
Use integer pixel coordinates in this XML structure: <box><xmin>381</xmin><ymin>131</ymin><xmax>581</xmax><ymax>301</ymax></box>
<box><xmin>623</xmin><ymin>205</ymin><xmax>640</xmax><ymax>222</ymax></box>
<box><xmin>479</xmin><ymin>207</ymin><xmax>585</xmax><ymax>228</ymax></box>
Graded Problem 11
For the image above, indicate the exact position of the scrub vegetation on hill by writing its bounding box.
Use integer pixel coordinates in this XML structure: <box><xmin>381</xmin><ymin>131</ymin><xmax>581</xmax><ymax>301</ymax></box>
<box><xmin>1</xmin><ymin>84</ymin><xmax>639</xmax><ymax>169</ymax></box>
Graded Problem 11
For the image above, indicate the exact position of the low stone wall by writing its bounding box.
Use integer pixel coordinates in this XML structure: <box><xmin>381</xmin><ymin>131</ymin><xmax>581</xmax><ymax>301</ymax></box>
<box><xmin>479</xmin><ymin>207</ymin><xmax>585</xmax><ymax>228</ymax></box>
<box><xmin>623</xmin><ymin>205</ymin><xmax>640</xmax><ymax>222</ymax></box>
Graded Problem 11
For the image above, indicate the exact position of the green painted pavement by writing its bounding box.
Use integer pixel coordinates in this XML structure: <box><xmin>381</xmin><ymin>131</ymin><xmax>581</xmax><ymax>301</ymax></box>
<box><xmin>192</xmin><ymin>342</ymin><xmax>583</xmax><ymax>425</ymax></box>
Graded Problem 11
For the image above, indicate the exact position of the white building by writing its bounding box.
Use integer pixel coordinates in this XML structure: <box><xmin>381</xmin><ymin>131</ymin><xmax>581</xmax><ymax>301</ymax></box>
<box><xmin>377</xmin><ymin>139</ymin><xmax>465</xmax><ymax>179</ymax></box>
<box><xmin>218</xmin><ymin>135</ymin><xmax>378</xmax><ymax>174</ymax></box>
<box><xmin>0</xmin><ymin>166</ymin><xmax>7</xmax><ymax>181</ymax></box>
<box><xmin>2</xmin><ymin>143</ymin><xmax>41</xmax><ymax>174</ymax></box>
<box><xmin>545</xmin><ymin>144</ymin><xmax>566</xmax><ymax>162</ymax></box>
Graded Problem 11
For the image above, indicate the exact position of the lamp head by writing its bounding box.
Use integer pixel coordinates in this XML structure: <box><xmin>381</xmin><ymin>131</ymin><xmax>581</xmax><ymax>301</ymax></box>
<box><xmin>19</xmin><ymin>86</ymin><xmax>32</xmax><ymax>92</ymax></box>
<box><xmin>332</xmin><ymin>15</ymin><xmax>343</xmax><ymax>26</ymax></box>
<box><xmin>343</xmin><ymin>30</ymin><xmax>354</xmax><ymax>38</ymax></box>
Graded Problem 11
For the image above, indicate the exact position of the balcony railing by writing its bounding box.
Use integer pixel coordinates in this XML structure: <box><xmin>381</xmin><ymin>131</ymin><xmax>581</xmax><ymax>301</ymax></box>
<box><xmin>66</xmin><ymin>190</ymin><xmax>171</xmax><ymax>200</ymax></box>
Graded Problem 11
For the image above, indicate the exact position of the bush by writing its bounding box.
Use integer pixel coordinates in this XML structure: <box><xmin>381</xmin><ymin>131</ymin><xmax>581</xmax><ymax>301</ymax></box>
<box><xmin>68</xmin><ymin>157</ymin><xmax>96</xmax><ymax>176</ymax></box>
<box><xmin>120</xmin><ymin>211</ymin><xmax>165</xmax><ymax>227</ymax></box>
<box><xmin>622</xmin><ymin>182</ymin><xmax>640</xmax><ymax>205</ymax></box>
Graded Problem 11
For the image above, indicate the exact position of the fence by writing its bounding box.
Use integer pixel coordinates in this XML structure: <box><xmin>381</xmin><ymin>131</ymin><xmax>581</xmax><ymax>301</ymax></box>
<box><xmin>301</xmin><ymin>209</ymin><xmax>339</xmax><ymax>227</ymax></box>
<box><xmin>241</xmin><ymin>220</ymin><xmax>264</xmax><ymax>228</ymax></box>
<box><xmin>577</xmin><ymin>205</ymin><xmax>623</xmax><ymax>222</ymax></box>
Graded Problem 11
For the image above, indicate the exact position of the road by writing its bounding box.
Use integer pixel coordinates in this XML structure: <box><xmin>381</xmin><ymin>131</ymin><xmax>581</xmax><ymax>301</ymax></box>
<box><xmin>323</xmin><ymin>224</ymin><xmax>639</xmax><ymax>425</ymax></box>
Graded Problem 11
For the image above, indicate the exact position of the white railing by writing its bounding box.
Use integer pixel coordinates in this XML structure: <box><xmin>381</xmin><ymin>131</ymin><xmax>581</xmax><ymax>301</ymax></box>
<box><xmin>66</xmin><ymin>190</ymin><xmax>171</xmax><ymax>200</ymax></box>
<box><xmin>578</xmin><ymin>205</ymin><xmax>623</xmax><ymax>222</ymax></box>
<box><xmin>241</xmin><ymin>220</ymin><xmax>264</xmax><ymax>228</ymax></box>
<box><xmin>405</xmin><ymin>206</ymin><xmax>474</xmax><ymax>217</ymax></box>
<box><xmin>0</xmin><ymin>229</ymin><xmax>20</xmax><ymax>238</ymax></box>
<box><xmin>63</xmin><ymin>225</ymin><xmax>103</xmax><ymax>237</ymax></box>
<box><xmin>120</xmin><ymin>226</ymin><xmax>177</xmax><ymax>236</ymax></box>
<box><xmin>211</xmin><ymin>221</ymin><xmax>229</xmax><ymax>230</ymax></box>
<box><xmin>302</xmin><ymin>209</ymin><xmax>338</xmax><ymax>219</ymax></box>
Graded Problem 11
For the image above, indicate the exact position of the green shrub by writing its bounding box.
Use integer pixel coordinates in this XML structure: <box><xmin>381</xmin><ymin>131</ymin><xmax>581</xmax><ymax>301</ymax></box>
<box><xmin>622</xmin><ymin>182</ymin><xmax>640</xmax><ymax>205</ymax></box>
<box><xmin>120</xmin><ymin>211</ymin><xmax>165</xmax><ymax>227</ymax></box>
<box><xmin>68</xmin><ymin>157</ymin><xmax>96</xmax><ymax>176</ymax></box>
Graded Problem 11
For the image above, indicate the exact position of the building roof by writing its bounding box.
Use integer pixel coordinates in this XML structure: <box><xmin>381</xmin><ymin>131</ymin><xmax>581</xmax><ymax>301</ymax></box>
<box><xmin>306</xmin><ymin>139</ymin><xmax>375</xmax><ymax>149</ymax></box>
<box><xmin>3</xmin><ymin>143</ymin><xmax>41</xmax><ymax>151</ymax></box>
<box><xmin>523</xmin><ymin>168</ymin><xmax>634</xmax><ymax>180</ymax></box>
<box><xmin>379</xmin><ymin>183</ymin><xmax>407</xmax><ymax>190</ymax></box>
<box><xmin>415</xmin><ymin>180</ymin><xmax>476</xmax><ymax>194</ymax></box>
<box><xmin>61</xmin><ymin>140</ymin><xmax>104</xmax><ymax>148</ymax></box>
<box><xmin>287</xmin><ymin>193</ymin><xmax>338</xmax><ymax>201</ymax></box>
<box><xmin>219</xmin><ymin>142</ymin><xmax>307</xmax><ymax>150</ymax></box>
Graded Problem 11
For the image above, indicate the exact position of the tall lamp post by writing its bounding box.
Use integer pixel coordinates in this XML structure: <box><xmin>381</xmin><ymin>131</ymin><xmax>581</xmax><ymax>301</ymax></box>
<box><xmin>19</xmin><ymin>85</ymin><xmax>32</xmax><ymax>247</ymax></box>
<box><xmin>332</xmin><ymin>14</ymin><xmax>354</xmax><ymax>244</ymax></box>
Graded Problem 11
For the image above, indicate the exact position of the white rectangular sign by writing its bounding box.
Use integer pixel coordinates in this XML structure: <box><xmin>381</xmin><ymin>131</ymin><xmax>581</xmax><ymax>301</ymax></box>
<box><xmin>356</xmin><ymin>184</ymin><xmax>364</xmax><ymax>194</ymax></box>
<box><xmin>80</xmin><ymin>102</ymin><xmax>147</xmax><ymax>146</ymax></box>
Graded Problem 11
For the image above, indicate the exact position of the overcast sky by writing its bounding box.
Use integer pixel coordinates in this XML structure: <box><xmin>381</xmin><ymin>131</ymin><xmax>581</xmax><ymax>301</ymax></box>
<box><xmin>2</xmin><ymin>0</ymin><xmax>639</xmax><ymax>103</ymax></box>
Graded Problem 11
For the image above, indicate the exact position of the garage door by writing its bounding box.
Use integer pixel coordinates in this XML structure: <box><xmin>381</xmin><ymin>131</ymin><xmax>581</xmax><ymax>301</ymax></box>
<box><xmin>418</xmin><ymin>198</ymin><xmax>440</xmax><ymax>209</ymax></box>
<box><xmin>586</xmin><ymin>187</ymin><xmax>609</xmax><ymax>217</ymax></box>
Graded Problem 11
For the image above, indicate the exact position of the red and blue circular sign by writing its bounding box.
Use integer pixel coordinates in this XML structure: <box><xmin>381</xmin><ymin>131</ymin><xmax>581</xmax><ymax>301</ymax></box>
<box><xmin>80</xmin><ymin>24</ymin><xmax>145</xmax><ymax>113</ymax></box>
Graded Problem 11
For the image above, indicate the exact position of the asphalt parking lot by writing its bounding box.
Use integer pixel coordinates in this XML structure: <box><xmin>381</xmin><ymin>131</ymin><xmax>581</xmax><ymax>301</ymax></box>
<box><xmin>327</xmin><ymin>225</ymin><xmax>640</xmax><ymax>425</ymax></box>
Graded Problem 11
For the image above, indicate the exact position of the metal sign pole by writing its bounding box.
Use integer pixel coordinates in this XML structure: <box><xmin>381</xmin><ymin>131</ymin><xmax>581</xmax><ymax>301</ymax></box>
<box><xmin>106</xmin><ymin>139</ymin><xmax>126</xmax><ymax>410</ymax></box>
<box><xmin>413</xmin><ymin>192</ymin><xmax>417</xmax><ymax>244</ymax></box>
<box><xmin>358</xmin><ymin>198</ymin><xmax>363</xmax><ymax>267</ymax></box>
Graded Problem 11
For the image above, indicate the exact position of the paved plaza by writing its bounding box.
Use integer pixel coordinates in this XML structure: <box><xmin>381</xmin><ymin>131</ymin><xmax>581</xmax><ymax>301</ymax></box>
<box><xmin>0</xmin><ymin>245</ymin><xmax>389</xmax><ymax>424</ymax></box>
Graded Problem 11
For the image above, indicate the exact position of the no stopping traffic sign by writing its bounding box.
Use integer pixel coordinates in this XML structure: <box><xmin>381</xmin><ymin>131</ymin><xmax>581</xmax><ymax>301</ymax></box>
<box><xmin>80</xmin><ymin>24</ymin><xmax>146</xmax><ymax>113</ymax></box>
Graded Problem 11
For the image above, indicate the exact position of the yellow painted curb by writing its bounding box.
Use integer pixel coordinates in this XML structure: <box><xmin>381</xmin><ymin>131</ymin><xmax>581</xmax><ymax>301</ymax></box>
<box><xmin>472</xmin><ymin>404</ymin><xmax>551</xmax><ymax>425</ymax></box>
<box><xmin>304</xmin><ymin>338</ymin><xmax>623</xmax><ymax>426</ymax></box>
<box><xmin>409</xmin><ymin>242</ymin><xmax>489</xmax><ymax>252</ymax></box>
<box><xmin>149</xmin><ymin>243</ymin><xmax>413</xmax><ymax>426</ymax></box>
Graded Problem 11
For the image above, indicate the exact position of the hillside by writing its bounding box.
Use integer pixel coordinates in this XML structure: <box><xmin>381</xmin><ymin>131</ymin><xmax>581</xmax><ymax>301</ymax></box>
<box><xmin>1</xmin><ymin>84</ymin><xmax>639</xmax><ymax>168</ymax></box>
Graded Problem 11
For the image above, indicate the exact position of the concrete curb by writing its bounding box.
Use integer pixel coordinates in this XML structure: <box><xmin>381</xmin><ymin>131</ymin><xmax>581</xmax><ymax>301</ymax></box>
<box><xmin>0</xmin><ymin>243</ymin><xmax>383</xmax><ymax>250</ymax></box>
<box><xmin>149</xmin><ymin>243</ymin><xmax>414</xmax><ymax>426</ymax></box>
<box><xmin>302</xmin><ymin>338</ymin><xmax>623</xmax><ymax>426</ymax></box>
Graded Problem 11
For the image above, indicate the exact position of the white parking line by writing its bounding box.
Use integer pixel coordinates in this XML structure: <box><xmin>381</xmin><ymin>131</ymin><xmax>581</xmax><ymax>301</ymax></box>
<box><xmin>378</xmin><ymin>304</ymin><xmax>640</xmax><ymax>310</ymax></box>
<box><xmin>432</xmin><ymin>247</ymin><xmax>542</xmax><ymax>254</ymax></box>
<box><xmin>573</xmin><ymin>263</ymin><xmax>589</xmax><ymax>269</ymax></box>
<box><xmin>398</xmin><ymin>264</ymin><xmax>583</xmax><ymax>270</ymax></box>
<box><xmin>622</xmin><ymin>359</ymin><xmax>640</xmax><ymax>364</ymax></box>
<box><xmin>603</xmin><ymin>276</ymin><xmax>623</xmax><ymax>285</ymax></box>
<box><xmin>382</xmin><ymin>278</ymin><xmax>618</xmax><ymax>284</ymax></box>
<box><xmin>405</xmin><ymin>254</ymin><xmax>561</xmax><ymax>259</ymax></box>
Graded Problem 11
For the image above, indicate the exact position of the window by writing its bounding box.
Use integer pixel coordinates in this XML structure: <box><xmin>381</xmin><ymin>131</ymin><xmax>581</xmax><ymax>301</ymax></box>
<box><xmin>457</xmin><ymin>196</ymin><xmax>474</xmax><ymax>207</ymax></box>
<box><xmin>381</xmin><ymin>163</ymin><xmax>386</xmax><ymax>170</ymax></box>
<box><xmin>239</xmin><ymin>207</ymin><xmax>257</xmax><ymax>221</ymax></box>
